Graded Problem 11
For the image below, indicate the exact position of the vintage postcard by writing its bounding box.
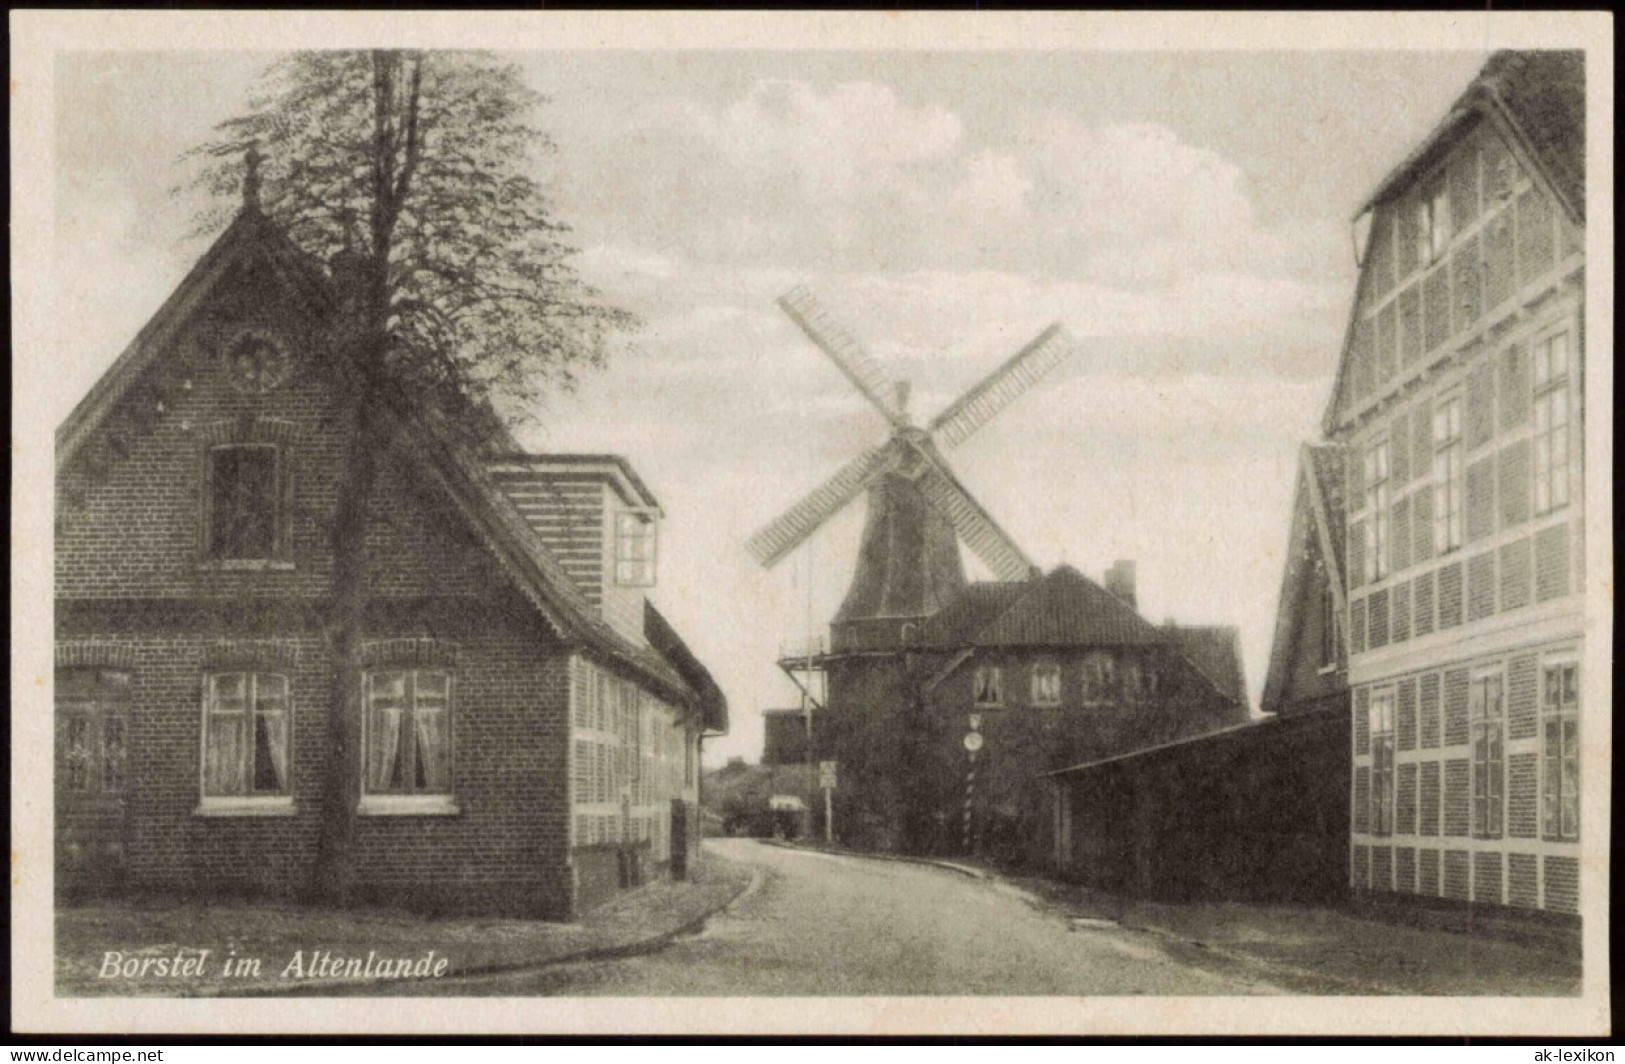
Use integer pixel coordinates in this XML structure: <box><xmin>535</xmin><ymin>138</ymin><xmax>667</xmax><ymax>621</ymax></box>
<box><xmin>10</xmin><ymin>10</ymin><xmax>1613</xmax><ymax>1038</ymax></box>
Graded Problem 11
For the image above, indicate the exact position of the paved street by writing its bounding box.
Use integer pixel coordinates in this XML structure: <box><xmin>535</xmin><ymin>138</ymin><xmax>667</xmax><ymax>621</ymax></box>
<box><xmin>436</xmin><ymin>839</ymin><xmax>1279</xmax><ymax>996</ymax></box>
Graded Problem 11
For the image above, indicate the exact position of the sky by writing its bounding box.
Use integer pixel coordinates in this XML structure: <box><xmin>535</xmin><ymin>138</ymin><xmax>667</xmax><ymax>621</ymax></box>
<box><xmin>52</xmin><ymin>46</ymin><xmax>1492</xmax><ymax>764</ymax></box>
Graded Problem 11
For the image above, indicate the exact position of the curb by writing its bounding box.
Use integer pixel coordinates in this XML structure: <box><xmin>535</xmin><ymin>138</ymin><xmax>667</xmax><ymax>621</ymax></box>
<box><xmin>224</xmin><ymin>864</ymin><xmax>761</xmax><ymax>998</ymax></box>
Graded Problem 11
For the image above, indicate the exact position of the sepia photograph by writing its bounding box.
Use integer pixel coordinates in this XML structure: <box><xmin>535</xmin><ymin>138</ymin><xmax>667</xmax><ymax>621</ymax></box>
<box><xmin>10</xmin><ymin>10</ymin><xmax>1612</xmax><ymax>1038</ymax></box>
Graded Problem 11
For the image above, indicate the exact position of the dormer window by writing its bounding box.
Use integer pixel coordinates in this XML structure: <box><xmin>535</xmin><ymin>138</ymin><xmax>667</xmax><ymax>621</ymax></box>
<box><xmin>614</xmin><ymin>511</ymin><xmax>657</xmax><ymax>587</ymax></box>
<box><xmin>206</xmin><ymin>445</ymin><xmax>279</xmax><ymax>560</ymax></box>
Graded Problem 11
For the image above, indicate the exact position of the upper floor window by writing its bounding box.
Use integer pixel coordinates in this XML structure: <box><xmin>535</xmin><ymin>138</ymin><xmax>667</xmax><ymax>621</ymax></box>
<box><xmin>1319</xmin><ymin>579</ymin><xmax>1340</xmax><ymax>670</ymax></box>
<box><xmin>203</xmin><ymin>672</ymin><xmax>290</xmax><ymax>799</ymax></box>
<box><xmin>1369</xmin><ymin>689</ymin><xmax>1395</xmax><ymax>836</ymax></box>
<box><xmin>1364</xmin><ymin>440</ymin><xmax>1390</xmax><ymax>582</ymax></box>
<box><xmin>972</xmin><ymin>665</ymin><xmax>1003</xmax><ymax>708</ymax></box>
<box><xmin>1419</xmin><ymin>180</ymin><xmax>1451</xmax><ymax>266</ymax></box>
<box><xmin>1030</xmin><ymin>661</ymin><xmax>1061</xmax><ymax>706</ymax></box>
<box><xmin>364</xmin><ymin>669</ymin><xmax>452</xmax><ymax>796</ymax></box>
<box><xmin>1433</xmin><ymin>397</ymin><xmax>1464</xmax><ymax>554</ymax></box>
<box><xmin>614</xmin><ymin>512</ymin><xmax>657</xmax><ymax>587</ymax></box>
<box><xmin>206</xmin><ymin>445</ymin><xmax>280</xmax><ymax>560</ymax></box>
<box><xmin>1470</xmin><ymin>670</ymin><xmax>1506</xmax><ymax>839</ymax></box>
<box><xmin>1542</xmin><ymin>660</ymin><xmax>1579</xmax><ymax>841</ymax></box>
<box><xmin>1080</xmin><ymin>651</ymin><xmax>1116</xmax><ymax>706</ymax></box>
<box><xmin>1533</xmin><ymin>331</ymin><xmax>1571</xmax><ymax>515</ymax></box>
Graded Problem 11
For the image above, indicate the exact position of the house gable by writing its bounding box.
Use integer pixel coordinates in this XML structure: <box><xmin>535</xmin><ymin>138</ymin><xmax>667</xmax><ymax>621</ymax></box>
<box><xmin>1324</xmin><ymin>51</ymin><xmax>1585</xmax><ymax>437</ymax></box>
<box><xmin>1261</xmin><ymin>445</ymin><xmax>1349</xmax><ymax>715</ymax></box>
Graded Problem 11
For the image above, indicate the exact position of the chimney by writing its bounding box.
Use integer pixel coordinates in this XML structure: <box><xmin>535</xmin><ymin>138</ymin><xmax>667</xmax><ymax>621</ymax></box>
<box><xmin>1105</xmin><ymin>559</ymin><xmax>1137</xmax><ymax>612</ymax></box>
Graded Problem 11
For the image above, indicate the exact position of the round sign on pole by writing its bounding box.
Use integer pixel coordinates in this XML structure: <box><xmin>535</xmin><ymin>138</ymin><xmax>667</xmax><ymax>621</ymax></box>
<box><xmin>963</xmin><ymin>732</ymin><xmax>983</xmax><ymax>753</ymax></box>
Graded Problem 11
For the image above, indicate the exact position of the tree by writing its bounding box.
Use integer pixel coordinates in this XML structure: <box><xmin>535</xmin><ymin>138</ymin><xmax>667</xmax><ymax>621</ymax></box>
<box><xmin>183</xmin><ymin>50</ymin><xmax>636</xmax><ymax>900</ymax></box>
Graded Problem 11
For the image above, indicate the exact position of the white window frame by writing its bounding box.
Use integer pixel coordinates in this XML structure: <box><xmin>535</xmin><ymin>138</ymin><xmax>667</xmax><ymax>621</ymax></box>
<box><xmin>1540</xmin><ymin>654</ymin><xmax>1579</xmax><ymax>842</ymax></box>
<box><xmin>359</xmin><ymin>668</ymin><xmax>458</xmax><ymax>816</ymax></box>
<box><xmin>1030</xmin><ymin>660</ymin><xmax>1062</xmax><ymax>707</ymax></box>
<box><xmin>1433</xmin><ymin>395</ymin><xmax>1464</xmax><ymax>554</ymax></box>
<box><xmin>614</xmin><ymin>510</ymin><xmax>658</xmax><ymax>587</ymax></box>
<box><xmin>1364</xmin><ymin>439</ymin><xmax>1390</xmax><ymax>582</ymax></box>
<box><xmin>1469</xmin><ymin>666</ymin><xmax>1506</xmax><ymax>840</ymax></box>
<box><xmin>1533</xmin><ymin>327</ymin><xmax>1572</xmax><ymax>516</ymax></box>
<box><xmin>196</xmin><ymin>671</ymin><xmax>295</xmax><ymax>816</ymax></box>
<box><xmin>1080</xmin><ymin>651</ymin><xmax>1117</xmax><ymax>707</ymax></box>
<box><xmin>972</xmin><ymin>664</ymin><xmax>1004</xmax><ymax>708</ymax></box>
<box><xmin>1368</xmin><ymin>688</ymin><xmax>1396</xmax><ymax>836</ymax></box>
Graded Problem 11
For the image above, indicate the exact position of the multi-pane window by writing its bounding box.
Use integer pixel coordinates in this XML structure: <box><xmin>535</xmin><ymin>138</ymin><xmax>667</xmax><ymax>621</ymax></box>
<box><xmin>972</xmin><ymin>665</ymin><xmax>1003</xmax><ymax>707</ymax></box>
<box><xmin>1542</xmin><ymin>661</ymin><xmax>1579</xmax><ymax>841</ymax></box>
<box><xmin>1031</xmin><ymin>661</ymin><xmax>1061</xmax><ymax>706</ymax></box>
<box><xmin>1369</xmin><ymin>690</ymin><xmax>1395</xmax><ymax>835</ymax></box>
<box><xmin>614</xmin><ymin>512</ymin><xmax>657</xmax><ymax>586</ymax></box>
<box><xmin>58</xmin><ymin>669</ymin><xmax>131</xmax><ymax>799</ymax></box>
<box><xmin>206</xmin><ymin>445</ymin><xmax>279</xmax><ymax>560</ymax></box>
<box><xmin>364</xmin><ymin>670</ymin><xmax>451</xmax><ymax>796</ymax></box>
<box><xmin>1533</xmin><ymin>331</ymin><xmax>1571</xmax><ymax>515</ymax></box>
<box><xmin>203</xmin><ymin>672</ymin><xmax>290</xmax><ymax>798</ymax></box>
<box><xmin>1364</xmin><ymin>440</ymin><xmax>1390</xmax><ymax>582</ymax></box>
<box><xmin>63</xmin><ymin>715</ymin><xmax>93</xmax><ymax>792</ymax></box>
<box><xmin>1080</xmin><ymin>651</ymin><xmax>1116</xmax><ymax>706</ymax></box>
<box><xmin>1469</xmin><ymin>671</ymin><xmax>1505</xmax><ymax>839</ymax></box>
<box><xmin>1433</xmin><ymin>397</ymin><xmax>1464</xmax><ymax>554</ymax></box>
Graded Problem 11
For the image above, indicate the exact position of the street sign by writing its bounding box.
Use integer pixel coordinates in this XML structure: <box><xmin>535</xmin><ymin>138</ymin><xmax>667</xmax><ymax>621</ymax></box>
<box><xmin>963</xmin><ymin>732</ymin><xmax>983</xmax><ymax>753</ymax></box>
<box><xmin>819</xmin><ymin>760</ymin><xmax>838</xmax><ymax>789</ymax></box>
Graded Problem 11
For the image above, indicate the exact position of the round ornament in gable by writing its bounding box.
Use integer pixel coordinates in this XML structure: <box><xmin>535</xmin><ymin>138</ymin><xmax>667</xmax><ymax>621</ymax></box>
<box><xmin>222</xmin><ymin>327</ymin><xmax>296</xmax><ymax>394</ymax></box>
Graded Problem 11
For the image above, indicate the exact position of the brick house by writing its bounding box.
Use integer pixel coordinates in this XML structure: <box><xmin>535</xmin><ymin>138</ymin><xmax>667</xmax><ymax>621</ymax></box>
<box><xmin>53</xmin><ymin>195</ymin><xmax>726</xmax><ymax>918</ymax></box>
<box><xmin>1323</xmin><ymin>51</ymin><xmax>1584</xmax><ymax>916</ymax></box>
<box><xmin>789</xmin><ymin>563</ymin><xmax>1249</xmax><ymax>863</ymax></box>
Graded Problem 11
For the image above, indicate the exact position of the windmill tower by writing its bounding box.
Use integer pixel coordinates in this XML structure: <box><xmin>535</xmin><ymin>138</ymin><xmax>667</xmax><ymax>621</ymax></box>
<box><xmin>748</xmin><ymin>287</ymin><xmax>1079</xmax><ymax>848</ymax></box>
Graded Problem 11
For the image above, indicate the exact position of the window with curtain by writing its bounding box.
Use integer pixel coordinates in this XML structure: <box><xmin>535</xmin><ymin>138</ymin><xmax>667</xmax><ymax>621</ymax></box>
<box><xmin>364</xmin><ymin>669</ymin><xmax>451</xmax><ymax>796</ymax></box>
<box><xmin>1470</xmin><ymin>670</ymin><xmax>1505</xmax><ymax>839</ymax></box>
<box><xmin>203</xmin><ymin>672</ymin><xmax>290</xmax><ymax>798</ymax></box>
<box><xmin>1030</xmin><ymin>661</ymin><xmax>1061</xmax><ymax>706</ymax></box>
<box><xmin>1541</xmin><ymin>661</ymin><xmax>1578</xmax><ymax>841</ymax></box>
<box><xmin>1533</xmin><ymin>330</ymin><xmax>1571</xmax><ymax>515</ymax></box>
<box><xmin>972</xmin><ymin>665</ymin><xmax>1003</xmax><ymax>707</ymax></box>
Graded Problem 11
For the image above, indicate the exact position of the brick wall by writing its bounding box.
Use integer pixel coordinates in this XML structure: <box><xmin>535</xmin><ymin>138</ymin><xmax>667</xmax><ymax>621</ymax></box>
<box><xmin>1443</xmin><ymin>759</ymin><xmax>1470</xmax><ymax>837</ymax></box>
<box><xmin>1418</xmin><ymin>847</ymin><xmax>1440</xmax><ymax>896</ymax></box>
<box><xmin>1507</xmin><ymin>753</ymin><xmax>1538</xmax><ymax>839</ymax></box>
<box><xmin>1443</xmin><ymin>849</ymin><xmax>1470</xmax><ymax>900</ymax></box>
<box><xmin>1467</xmin><ymin>550</ymin><xmax>1496</xmax><ymax>623</ymax></box>
<box><xmin>1535</xmin><ymin>523</ymin><xmax>1571</xmax><ymax>602</ymax></box>
<box><xmin>1544</xmin><ymin>855</ymin><xmax>1578</xmax><ymax>913</ymax></box>
<box><xmin>1443</xmin><ymin>669</ymin><xmax>1470</xmax><ymax>746</ymax></box>
<box><xmin>1507</xmin><ymin>852</ymin><xmax>1538</xmax><ymax>909</ymax></box>
<box><xmin>1438</xmin><ymin>562</ymin><xmax>1464</xmax><ymax>629</ymax></box>
<box><xmin>1396</xmin><ymin>763</ymin><xmax>1417</xmax><ymax>835</ymax></box>
<box><xmin>1371</xmin><ymin>845</ymin><xmax>1392</xmax><ymax>893</ymax></box>
<box><xmin>1507</xmin><ymin>655</ymin><xmax>1538</xmax><ymax>739</ymax></box>
<box><xmin>1395</xmin><ymin>845</ymin><xmax>1416</xmax><ymax>895</ymax></box>
<box><xmin>1351</xmin><ymin>844</ymin><xmax>1369</xmax><ymax>891</ymax></box>
<box><xmin>1473</xmin><ymin>850</ymin><xmax>1504</xmax><ymax>905</ymax></box>
<box><xmin>1418</xmin><ymin>672</ymin><xmax>1441</xmax><ymax>748</ymax></box>
<box><xmin>1418</xmin><ymin>761</ymin><xmax>1440</xmax><ymax>836</ymax></box>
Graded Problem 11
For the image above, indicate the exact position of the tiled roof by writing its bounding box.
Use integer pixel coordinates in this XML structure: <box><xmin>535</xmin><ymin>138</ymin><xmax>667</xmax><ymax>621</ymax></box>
<box><xmin>977</xmin><ymin>565</ymin><xmax>1165</xmax><ymax>648</ymax></box>
<box><xmin>915</xmin><ymin>581</ymin><xmax>1028</xmax><ymax>647</ymax></box>
<box><xmin>56</xmin><ymin>203</ymin><xmax>715</xmax><ymax>714</ymax></box>
<box><xmin>1478</xmin><ymin>50</ymin><xmax>1585</xmax><ymax>221</ymax></box>
<box><xmin>1357</xmin><ymin>49</ymin><xmax>1585</xmax><ymax>224</ymax></box>
<box><xmin>1165</xmin><ymin>625</ymin><xmax>1247</xmax><ymax>705</ymax></box>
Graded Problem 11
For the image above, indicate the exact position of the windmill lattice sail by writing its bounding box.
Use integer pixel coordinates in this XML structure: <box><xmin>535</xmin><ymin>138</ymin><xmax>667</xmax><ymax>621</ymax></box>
<box><xmin>929</xmin><ymin>323</ymin><xmax>1076</xmax><ymax>448</ymax></box>
<box><xmin>914</xmin><ymin>462</ymin><xmax>1034</xmax><ymax>582</ymax></box>
<box><xmin>778</xmin><ymin>286</ymin><xmax>903</xmax><ymax>427</ymax></box>
<box><xmin>746</xmin><ymin>445</ymin><xmax>895</xmax><ymax>567</ymax></box>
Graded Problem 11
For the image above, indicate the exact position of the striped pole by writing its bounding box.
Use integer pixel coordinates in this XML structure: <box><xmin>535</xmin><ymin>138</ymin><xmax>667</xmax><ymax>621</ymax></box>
<box><xmin>963</xmin><ymin>749</ymin><xmax>977</xmax><ymax>854</ymax></box>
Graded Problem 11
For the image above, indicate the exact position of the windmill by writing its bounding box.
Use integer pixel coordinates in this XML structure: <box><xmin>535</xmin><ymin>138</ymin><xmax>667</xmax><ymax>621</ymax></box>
<box><xmin>748</xmin><ymin>285</ymin><xmax>1080</xmax><ymax>649</ymax></box>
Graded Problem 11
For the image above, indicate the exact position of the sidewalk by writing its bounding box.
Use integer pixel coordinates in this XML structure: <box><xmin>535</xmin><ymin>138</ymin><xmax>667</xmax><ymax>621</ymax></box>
<box><xmin>57</xmin><ymin>852</ymin><xmax>756</xmax><ymax>997</ymax></box>
<box><xmin>779</xmin><ymin>840</ymin><xmax>1582</xmax><ymax>996</ymax></box>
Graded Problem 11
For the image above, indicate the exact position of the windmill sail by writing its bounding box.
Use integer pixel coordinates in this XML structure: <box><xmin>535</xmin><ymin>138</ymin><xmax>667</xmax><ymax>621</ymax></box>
<box><xmin>778</xmin><ymin>286</ymin><xmax>905</xmax><ymax>427</ymax></box>
<box><xmin>912</xmin><ymin>455</ymin><xmax>1035</xmax><ymax>582</ymax></box>
<box><xmin>746</xmin><ymin>444</ymin><xmax>896</xmax><ymax>568</ymax></box>
<box><xmin>929</xmin><ymin>323</ymin><xmax>1077</xmax><ymax>448</ymax></box>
